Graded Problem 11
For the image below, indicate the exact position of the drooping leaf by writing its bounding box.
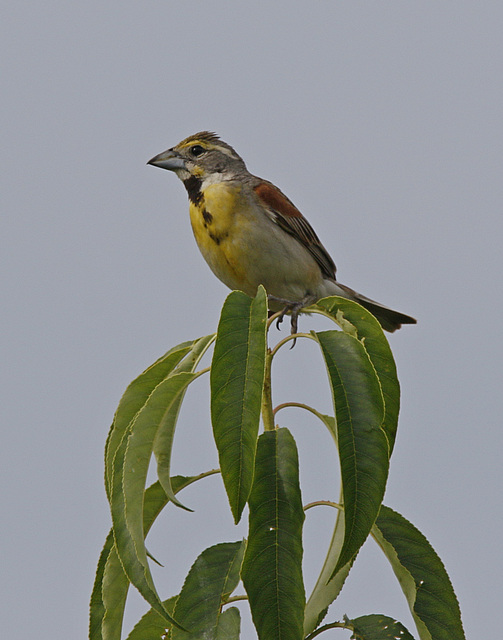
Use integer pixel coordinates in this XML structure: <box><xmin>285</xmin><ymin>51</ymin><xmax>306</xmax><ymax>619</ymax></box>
<box><xmin>299</xmin><ymin>409</ymin><xmax>350</xmax><ymax>617</ymax></box>
<box><xmin>347</xmin><ymin>613</ymin><xmax>415</xmax><ymax>639</ymax></box>
<box><xmin>104</xmin><ymin>340</ymin><xmax>195</xmax><ymax>498</ymax></box>
<box><xmin>153</xmin><ymin>334</ymin><xmax>215</xmax><ymax>509</ymax></box>
<box><xmin>114</xmin><ymin>396</ymin><xmax>212</xmax><ymax>629</ymax></box>
<box><xmin>111</xmin><ymin>370</ymin><xmax>198</xmax><ymax>622</ymax></box>
<box><xmin>210</xmin><ymin>287</ymin><xmax>267</xmax><ymax>523</ymax></box>
<box><xmin>171</xmin><ymin>541</ymin><xmax>245</xmax><ymax>640</ymax></box>
<box><xmin>89</xmin><ymin>530</ymin><xmax>115</xmax><ymax>640</ymax></box>
<box><xmin>91</xmin><ymin>474</ymin><xmax>217</xmax><ymax>640</ymax></box>
<box><xmin>315</xmin><ymin>330</ymin><xmax>388</xmax><ymax>576</ymax></box>
<box><xmin>304</xmin><ymin>299</ymin><xmax>402</xmax><ymax>630</ymax></box>
<box><xmin>100</xmin><ymin>544</ymin><xmax>129</xmax><ymax>639</ymax></box>
<box><xmin>122</xmin><ymin>369</ymin><xmax>196</xmax><ymax>518</ymax></box>
<box><xmin>96</xmin><ymin>479</ymin><xmax>212</xmax><ymax>639</ymax></box>
<box><xmin>241</xmin><ymin>428</ymin><xmax>305</xmax><ymax>640</ymax></box>
<box><xmin>314</xmin><ymin>296</ymin><xmax>400</xmax><ymax>453</ymax></box>
<box><xmin>109</xmin><ymin>424</ymin><xmax>176</xmax><ymax>626</ymax></box>
<box><xmin>373</xmin><ymin>506</ymin><xmax>465</xmax><ymax>640</ymax></box>
<box><xmin>304</xmin><ymin>505</ymin><xmax>352</xmax><ymax>636</ymax></box>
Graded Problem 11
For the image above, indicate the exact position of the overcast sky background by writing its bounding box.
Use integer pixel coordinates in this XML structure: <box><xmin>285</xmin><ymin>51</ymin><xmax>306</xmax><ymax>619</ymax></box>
<box><xmin>2</xmin><ymin>2</ymin><xmax>502</xmax><ymax>638</ymax></box>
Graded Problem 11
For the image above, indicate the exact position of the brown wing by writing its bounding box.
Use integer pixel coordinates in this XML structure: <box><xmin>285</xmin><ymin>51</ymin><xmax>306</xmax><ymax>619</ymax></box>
<box><xmin>253</xmin><ymin>181</ymin><xmax>337</xmax><ymax>279</ymax></box>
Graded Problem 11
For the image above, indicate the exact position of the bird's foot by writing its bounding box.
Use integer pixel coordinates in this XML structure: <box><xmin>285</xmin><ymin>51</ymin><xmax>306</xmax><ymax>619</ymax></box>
<box><xmin>268</xmin><ymin>294</ymin><xmax>317</xmax><ymax>344</ymax></box>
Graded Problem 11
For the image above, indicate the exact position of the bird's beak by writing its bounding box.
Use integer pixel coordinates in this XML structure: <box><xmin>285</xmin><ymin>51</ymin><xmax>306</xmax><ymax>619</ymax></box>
<box><xmin>147</xmin><ymin>148</ymin><xmax>186</xmax><ymax>171</ymax></box>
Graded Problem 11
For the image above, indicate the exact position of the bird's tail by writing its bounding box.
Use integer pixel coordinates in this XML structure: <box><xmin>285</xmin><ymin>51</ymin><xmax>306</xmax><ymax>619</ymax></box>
<box><xmin>327</xmin><ymin>281</ymin><xmax>416</xmax><ymax>333</ymax></box>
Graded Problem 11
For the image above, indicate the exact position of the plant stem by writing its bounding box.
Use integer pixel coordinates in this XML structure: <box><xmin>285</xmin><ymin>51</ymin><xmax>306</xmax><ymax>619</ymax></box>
<box><xmin>224</xmin><ymin>595</ymin><xmax>249</xmax><ymax>604</ymax></box>
<box><xmin>261</xmin><ymin>347</ymin><xmax>275</xmax><ymax>431</ymax></box>
<box><xmin>304</xmin><ymin>500</ymin><xmax>341</xmax><ymax>512</ymax></box>
<box><xmin>270</xmin><ymin>331</ymin><xmax>312</xmax><ymax>356</ymax></box>
<box><xmin>305</xmin><ymin>621</ymin><xmax>347</xmax><ymax>639</ymax></box>
<box><xmin>273</xmin><ymin>401</ymin><xmax>325</xmax><ymax>422</ymax></box>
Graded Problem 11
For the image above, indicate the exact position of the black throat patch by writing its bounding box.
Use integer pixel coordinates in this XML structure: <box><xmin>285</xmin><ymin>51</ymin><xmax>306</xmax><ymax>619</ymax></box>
<box><xmin>183</xmin><ymin>176</ymin><xmax>203</xmax><ymax>205</ymax></box>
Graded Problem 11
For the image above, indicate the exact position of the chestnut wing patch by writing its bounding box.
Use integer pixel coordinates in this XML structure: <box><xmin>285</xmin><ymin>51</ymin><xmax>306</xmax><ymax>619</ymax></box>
<box><xmin>254</xmin><ymin>181</ymin><xmax>337</xmax><ymax>280</ymax></box>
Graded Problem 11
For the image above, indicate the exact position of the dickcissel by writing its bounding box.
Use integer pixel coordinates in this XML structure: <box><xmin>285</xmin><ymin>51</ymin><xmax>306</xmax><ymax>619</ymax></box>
<box><xmin>148</xmin><ymin>132</ymin><xmax>416</xmax><ymax>333</ymax></box>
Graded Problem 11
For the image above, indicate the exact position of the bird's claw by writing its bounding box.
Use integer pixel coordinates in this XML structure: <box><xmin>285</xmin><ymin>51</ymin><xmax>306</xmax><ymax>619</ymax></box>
<box><xmin>268</xmin><ymin>294</ymin><xmax>315</xmax><ymax>347</ymax></box>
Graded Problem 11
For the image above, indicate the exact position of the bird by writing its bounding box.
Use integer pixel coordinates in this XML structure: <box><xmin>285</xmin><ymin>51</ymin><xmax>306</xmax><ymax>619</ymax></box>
<box><xmin>148</xmin><ymin>131</ymin><xmax>416</xmax><ymax>334</ymax></box>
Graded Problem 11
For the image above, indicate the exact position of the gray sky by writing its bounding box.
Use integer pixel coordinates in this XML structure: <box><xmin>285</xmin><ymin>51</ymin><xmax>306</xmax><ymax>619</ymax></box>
<box><xmin>2</xmin><ymin>2</ymin><xmax>502</xmax><ymax>638</ymax></box>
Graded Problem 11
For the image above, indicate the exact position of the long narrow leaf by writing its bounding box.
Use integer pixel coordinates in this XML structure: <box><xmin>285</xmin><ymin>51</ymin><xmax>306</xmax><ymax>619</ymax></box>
<box><xmin>269</xmin><ymin>407</ymin><xmax>348</xmax><ymax>633</ymax></box>
<box><xmin>89</xmin><ymin>530</ymin><xmax>115</xmax><ymax>640</ymax></box>
<box><xmin>373</xmin><ymin>506</ymin><xmax>465</xmax><ymax>640</ymax></box>
<box><xmin>210</xmin><ymin>287</ymin><xmax>267</xmax><ymax>523</ymax></box>
<box><xmin>171</xmin><ymin>542</ymin><xmax>245</xmax><ymax>640</ymax></box>
<box><xmin>100</xmin><ymin>544</ymin><xmax>129</xmax><ymax>639</ymax></box>
<box><xmin>304</xmin><ymin>506</ymin><xmax>352</xmax><ymax>635</ymax></box>
<box><xmin>154</xmin><ymin>334</ymin><xmax>215</xmax><ymax>509</ymax></box>
<box><xmin>315</xmin><ymin>330</ymin><xmax>388</xmax><ymax>576</ymax></box>
<box><xmin>302</xmin><ymin>412</ymin><xmax>350</xmax><ymax>634</ymax></box>
<box><xmin>119</xmin><ymin>369</ymin><xmax>196</xmax><ymax>541</ymax></box>
<box><xmin>111</xmin><ymin>387</ymin><xmax>205</xmax><ymax>629</ymax></box>
<box><xmin>270</xmin><ymin>408</ymin><xmax>350</xmax><ymax>635</ymax></box>
<box><xmin>110</xmin><ymin>426</ymin><xmax>172</xmax><ymax>625</ymax></box>
<box><xmin>241</xmin><ymin>428</ymin><xmax>305</xmax><ymax>640</ymax></box>
<box><xmin>105</xmin><ymin>340</ymin><xmax>197</xmax><ymax>498</ymax></box>
<box><xmin>314</xmin><ymin>296</ymin><xmax>400</xmax><ymax>453</ymax></box>
<box><xmin>90</xmin><ymin>474</ymin><xmax>217</xmax><ymax>640</ymax></box>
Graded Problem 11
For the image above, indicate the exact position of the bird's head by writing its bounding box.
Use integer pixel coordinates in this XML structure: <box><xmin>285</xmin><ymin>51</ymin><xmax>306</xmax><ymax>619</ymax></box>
<box><xmin>148</xmin><ymin>132</ymin><xmax>247</xmax><ymax>184</ymax></box>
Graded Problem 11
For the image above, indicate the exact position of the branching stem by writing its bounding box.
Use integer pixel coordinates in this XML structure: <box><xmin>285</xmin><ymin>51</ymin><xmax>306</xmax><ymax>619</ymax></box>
<box><xmin>305</xmin><ymin>621</ymin><xmax>348</xmax><ymax>639</ymax></box>
<box><xmin>273</xmin><ymin>401</ymin><xmax>326</xmax><ymax>422</ymax></box>
<box><xmin>224</xmin><ymin>595</ymin><xmax>248</xmax><ymax>604</ymax></box>
<box><xmin>304</xmin><ymin>500</ymin><xmax>341</xmax><ymax>512</ymax></box>
<box><xmin>270</xmin><ymin>332</ymin><xmax>312</xmax><ymax>357</ymax></box>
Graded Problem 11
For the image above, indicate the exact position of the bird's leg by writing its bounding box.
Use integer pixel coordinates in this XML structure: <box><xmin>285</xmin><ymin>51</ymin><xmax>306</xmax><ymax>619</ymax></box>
<box><xmin>268</xmin><ymin>294</ymin><xmax>317</xmax><ymax>336</ymax></box>
<box><xmin>267</xmin><ymin>296</ymin><xmax>295</xmax><ymax>330</ymax></box>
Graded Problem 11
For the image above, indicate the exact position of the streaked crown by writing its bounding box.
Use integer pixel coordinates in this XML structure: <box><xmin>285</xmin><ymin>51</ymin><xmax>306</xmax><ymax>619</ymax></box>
<box><xmin>173</xmin><ymin>131</ymin><xmax>247</xmax><ymax>177</ymax></box>
<box><xmin>175</xmin><ymin>131</ymin><xmax>237</xmax><ymax>156</ymax></box>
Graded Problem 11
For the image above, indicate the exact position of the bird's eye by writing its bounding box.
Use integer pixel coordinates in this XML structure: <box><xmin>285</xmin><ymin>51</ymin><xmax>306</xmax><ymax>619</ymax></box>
<box><xmin>190</xmin><ymin>145</ymin><xmax>205</xmax><ymax>157</ymax></box>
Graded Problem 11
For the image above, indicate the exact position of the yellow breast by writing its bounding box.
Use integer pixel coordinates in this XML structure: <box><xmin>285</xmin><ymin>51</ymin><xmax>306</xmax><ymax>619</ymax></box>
<box><xmin>189</xmin><ymin>182</ymin><xmax>238</xmax><ymax>242</ymax></box>
<box><xmin>189</xmin><ymin>182</ymin><xmax>253</xmax><ymax>293</ymax></box>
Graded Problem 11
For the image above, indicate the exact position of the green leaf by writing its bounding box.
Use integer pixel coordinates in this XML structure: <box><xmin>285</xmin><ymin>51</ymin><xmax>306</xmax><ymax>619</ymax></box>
<box><xmin>210</xmin><ymin>287</ymin><xmax>268</xmax><ymax>523</ymax></box>
<box><xmin>110</xmin><ymin>370</ymin><xmax>198</xmax><ymax>625</ymax></box>
<box><xmin>347</xmin><ymin>613</ymin><xmax>415</xmax><ymax>639</ymax></box>
<box><xmin>314</xmin><ymin>330</ymin><xmax>388</xmax><ymax>576</ymax></box>
<box><xmin>104</xmin><ymin>340</ymin><xmax>196</xmax><ymax>499</ymax></box>
<box><xmin>91</xmin><ymin>475</ymin><xmax>217</xmax><ymax>640</ymax></box>
<box><xmin>109</xmin><ymin>424</ymin><xmax>173</xmax><ymax>626</ymax></box>
<box><xmin>304</xmin><ymin>507</ymin><xmax>352</xmax><ymax>636</ymax></box>
<box><xmin>125</xmin><ymin>596</ymin><xmax>177</xmax><ymax>640</ymax></box>
<box><xmin>269</xmin><ymin>407</ymin><xmax>347</xmax><ymax>635</ymax></box>
<box><xmin>314</xmin><ymin>296</ymin><xmax>400</xmax><ymax>453</ymax></box>
<box><xmin>171</xmin><ymin>541</ymin><xmax>245</xmax><ymax>640</ymax></box>
<box><xmin>89</xmin><ymin>530</ymin><xmax>115</xmax><ymax>640</ymax></box>
<box><xmin>154</xmin><ymin>334</ymin><xmax>215</xmax><ymax>510</ymax></box>
<box><xmin>302</xmin><ymin>411</ymin><xmax>349</xmax><ymax>635</ymax></box>
<box><xmin>304</xmin><ymin>297</ymin><xmax>402</xmax><ymax>632</ymax></box>
<box><xmin>216</xmin><ymin>607</ymin><xmax>241</xmax><ymax>639</ymax></box>
<box><xmin>373</xmin><ymin>506</ymin><xmax>466</xmax><ymax>640</ymax></box>
<box><xmin>241</xmin><ymin>428</ymin><xmax>305</xmax><ymax>640</ymax></box>
<box><xmin>100</xmin><ymin>545</ymin><xmax>129</xmax><ymax>639</ymax></box>
<box><xmin>114</xmin><ymin>429</ymin><xmax>195</xmax><ymax>626</ymax></box>
<box><xmin>95</xmin><ymin>485</ymin><xmax>170</xmax><ymax>640</ymax></box>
